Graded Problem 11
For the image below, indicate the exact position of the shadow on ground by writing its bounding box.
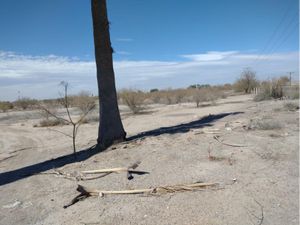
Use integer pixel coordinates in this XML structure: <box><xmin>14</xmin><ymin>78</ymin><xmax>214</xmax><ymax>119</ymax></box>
<box><xmin>0</xmin><ymin>112</ymin><xmax>243</xmax><ymax>186</ymax></box>
<box><xmin>127</xmin><ymin>112</ymin><xmax>243</xmax><ymax>140</ymax></box>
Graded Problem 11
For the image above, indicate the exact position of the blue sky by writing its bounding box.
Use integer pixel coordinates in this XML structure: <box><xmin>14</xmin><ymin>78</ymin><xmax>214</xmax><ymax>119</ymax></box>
<box><xmin>0</xmin><ymin>0</ymin><xmax>299</xmax><ymax>100</ymax></box>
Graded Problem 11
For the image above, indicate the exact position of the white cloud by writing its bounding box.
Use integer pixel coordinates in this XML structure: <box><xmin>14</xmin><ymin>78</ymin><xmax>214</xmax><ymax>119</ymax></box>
<box><xmin>181</xmin><ymin>51</ymin><xmax>238</xmax><ymax>61</ymax></box>
<box><xmin>115</xmin><ymin>38</ymin><xmax>134</xmax><ymax>42</ymax></box>
<box><xmin>0</xmin><ymin>50</ymin><xmax>298</xmax><ymax>101</ymax></box>
<box><xmin>116</xmin><ymin>51</ymin><xmax>132</xmax><ymax>55</ymax></box>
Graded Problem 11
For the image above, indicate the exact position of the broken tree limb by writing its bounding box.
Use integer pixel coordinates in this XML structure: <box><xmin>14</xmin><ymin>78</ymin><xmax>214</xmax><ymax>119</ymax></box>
<box><xmin>213</xmin><ymin>135</ymin><xmax>247</xmax><ymax>147</ymax></box>
<box><xmin>64</xmin><ymin>182</ymin><xmax>218</xmax><ymax>208</ymax></box>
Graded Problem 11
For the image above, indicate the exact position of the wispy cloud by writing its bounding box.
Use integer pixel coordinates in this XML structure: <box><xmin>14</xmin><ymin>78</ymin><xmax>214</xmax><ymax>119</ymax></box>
<box><xmin>116</xmin><ymin>51</ymin><xmax>132</xmax><ymax>55</ymax></box>
<box><xmin>181</xmin><ymin>51</ymin><xmax>238</xmax><ymax>61</ymax></box>
<box><xmin>115</xmin><ymin>38</ymin><xmax>134</xmax><ymax>42</ymax></box>
<box><xmin>0</xmin><ymin>50</ymin><xmax>298</xmax><ymax>101</ymax></box>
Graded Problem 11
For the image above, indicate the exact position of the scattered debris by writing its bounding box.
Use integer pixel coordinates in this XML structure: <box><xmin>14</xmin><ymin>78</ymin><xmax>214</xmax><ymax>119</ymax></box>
<box><xmin>213</xmin><ymin>135</ymin><xmax>247</xmax><ymax>147</ymax></box>
<box><xmin>64</xmin><ymin>182</ymin><xmax>218</xmax><ymax>208</ymax></box>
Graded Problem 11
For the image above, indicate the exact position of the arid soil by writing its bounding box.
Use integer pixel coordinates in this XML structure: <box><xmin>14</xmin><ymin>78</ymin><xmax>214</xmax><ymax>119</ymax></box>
<box><xmin>0</xmin><ymin>95</ymin><xmax>299</xmax><ymax>225</ymax></box>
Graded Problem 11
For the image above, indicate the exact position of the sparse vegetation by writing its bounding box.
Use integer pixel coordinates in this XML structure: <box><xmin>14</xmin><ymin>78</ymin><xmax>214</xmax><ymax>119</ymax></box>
<box><xmin>38</xmin><ymin>119</ymin><xmax>68</xmax><ymax>127</ymax></box>
<box><xmin>234</xmin><ymin>68</ymin><xmax>259</xmax><ymax>93</ymax></box>
<box><xmin>254</xmin><ymin>76</ymin><xmax>291</xmax><ymax>101</ymax></box>
<box><xmin>119</xmin><ymin>89</ymin><xmax>145</xmax><ymax>114</ymax></box>
<box><xmin>284</xmin><ymin>102</ymin><xmax>299</xmax><ymax>111</ymax></box>
<box><xmin>0</xmin><ymin>101</ymin><xmax>13</xmax><ymax>112</ymax></box>
<box><xmin>13</xmin><ymin>97</ymin><xmax>38</xmax><ymax>110</ymax></box>
<box><xmin>70</xmin><ymin>91</ymin><xmax>96</xmax><ymax>113</ymax></box>
<box><xmin>190</xmin><ymin>87</ymin><xmax>223</xmax><ymax>107</ymax></box>
<box><xmin>247</xmin><ymin>118</ymin><xmax>283</xmax><ymax>130</ymax></box>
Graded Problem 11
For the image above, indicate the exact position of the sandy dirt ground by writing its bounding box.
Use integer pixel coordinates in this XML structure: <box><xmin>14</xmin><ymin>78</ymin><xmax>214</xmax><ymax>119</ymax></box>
<box><xmin>0</xmin><ymin>94</ymin><xmax>299</xmax><ymax>225</ymax></box>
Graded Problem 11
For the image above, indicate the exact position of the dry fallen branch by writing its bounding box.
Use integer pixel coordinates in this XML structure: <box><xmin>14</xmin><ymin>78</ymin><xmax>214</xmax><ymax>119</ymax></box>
<box><xmin>82</xmin><ymin>161</ymin><xmax>148</xmax><ymax>180</ymax></box>
<box><xmin>37</xmin><ymin>162</ymin><xmax>146</xmax><ymax>181</ymax></box>
<box><xmin>82</xmin><ymin>167</ymin><xmax>148</xmax><ymax>175</ymax></box>
<box><xmin>213</xmin><ymin>135</ymin><xmax>247</xmax><ymax>147</ymax></box>
<box><xmin>64</xmin><ymin>182</ymin><xmax>218</xmax><ymax>208</ymax></box>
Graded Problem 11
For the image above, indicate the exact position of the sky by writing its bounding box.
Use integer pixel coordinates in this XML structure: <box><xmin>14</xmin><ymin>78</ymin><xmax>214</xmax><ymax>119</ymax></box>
<box><xmin>0</xmin><ymin>0</ymin><xmax>299</xmax><ymax>101</ymax></box>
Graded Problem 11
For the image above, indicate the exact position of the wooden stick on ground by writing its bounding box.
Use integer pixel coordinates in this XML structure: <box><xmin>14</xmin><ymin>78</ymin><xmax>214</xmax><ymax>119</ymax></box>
<box><xmin>81</xmin><ymin>167</ymin><xmax>148</xmax><ymax>175</ymax></box>
<box><xmin>64</xmin><ymin>182</ymin><xmax>218</xmax><ymax>208</ymax></box>
<box><xmin>213</xmin><ymin>135</ymin><xmax>247</xmax><ymax>147</ymax></box>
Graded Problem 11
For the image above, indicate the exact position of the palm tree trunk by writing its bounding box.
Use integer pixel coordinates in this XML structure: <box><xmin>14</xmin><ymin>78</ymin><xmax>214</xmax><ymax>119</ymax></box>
<box><xmin>91</xmin><ymin>0</ymin><xmax>126</xmax><ymax>150</ymax></box>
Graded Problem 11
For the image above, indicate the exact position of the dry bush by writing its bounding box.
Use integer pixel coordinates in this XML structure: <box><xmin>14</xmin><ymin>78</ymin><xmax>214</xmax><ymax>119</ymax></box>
<box><xmin>70</xmin><ymin>91</ymin><xmax>96</xmax><ymax>113</ymax></box>
<box><xmin>247</xmin><ymin>118</ymin><xmax>283</xmax><ymax>130</ymax></box>
<box><xmin>164</xmin><ymin>91</ymin><xmax>174</xmax><ymax>104</ymax></box>
<box><xmin>234</xmin><ymin>68</ymin><xmax>259</xmax><ymax>93</ymax></box>
<box><xmin>149</xmin><ymin>91</ymin><xmax>162</xmax><ymax>104</ymax></box>
<box><xmin>81</xmin><ymin>113</ymin><xmax>99</xmax><ymax>123</ymax></box>
<box><xmin>38</xmin><ymin>119</ymin><xmax>68</xmax><ymax>127</ymax></box>
<box><xmin>254</xmin><ymin>76</ymin><xmax>290</xmax><ymax>101</ymax></box>
<box><xmin>190</xmin><ymin>87</ymin><xmax>221</xmax><ymax>107</ymax></box>
<box><xmin>119</xmin><ymin>89</ymin><xmax>145</xmax><ymax>114</ymax></box>
<box><xmin>13</xmin><ymin>97</ymin><xmax>38</xmax><ymax>110</ymax></box>
<box><xmin>284</xmin><ymin>102</ymin><xmax>299</xmax><ymax>111</ymax></box>
<box><xmin>0</xmin><ymin>101</ymin><xmax>13</xmax><ymax>112</ymax></box>
<box><xmin>173</xmin><ymin>89</ymin><xmax>187</xmax><ymax>104</ymax></box>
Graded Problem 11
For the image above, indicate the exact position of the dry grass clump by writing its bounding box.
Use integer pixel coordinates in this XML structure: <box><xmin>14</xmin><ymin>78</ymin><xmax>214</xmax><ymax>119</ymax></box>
<box><xmin>81</xmin><ymin>113</ymin><xmax>99</xmax><ymax>123</ymax></box>
<box><xmin>119</xmin><ymin>89</ymin><xmax>145</xmax><ymax>114</ymax></box>
<box><xmin>0</xmin><ymin>101</ymin><xmax>13</xmax><ymax>112</ymax></box>
<box><xmin>37</xmin><ymin>119</ymin><xmax>68</xmax><ymax>127</ymax></box>
<box><xmin>247</xmin><ymin>118</ymin><xmax>283</xmax><ymax>130</ymax></box>
<box><xmin>283</xmin><ymin>102</ymin><xmax>299</xmax><ymax>111</ymax></box>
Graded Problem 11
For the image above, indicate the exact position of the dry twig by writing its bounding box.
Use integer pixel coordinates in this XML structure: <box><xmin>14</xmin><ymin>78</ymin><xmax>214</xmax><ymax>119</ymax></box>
<box><xmin>213</xmin><ymin>135</ymin><xmax>247</xmax><ymax>147</ymax></box>
<box><xmin>64</xmin><ymin>182</ymin><xmax>218</xmax><ymax>208</ymax></box>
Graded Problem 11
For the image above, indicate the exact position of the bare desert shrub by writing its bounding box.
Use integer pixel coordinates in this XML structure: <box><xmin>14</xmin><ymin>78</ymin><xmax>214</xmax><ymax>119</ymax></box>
<box><xmin>13</xmin><ymin>97</ymin><xmax>38</xmax><ymax>110</ymax></box>
<box><xmin>247</xmin><ymin>118</ymin><xmax>283</xmax><ymax>130</ymax></box>
<box><xmin>190</xmin><ymin>87</ymin><xmax>221</xmax><ymax>107</ymax></box>
<box><xmin>0</xmin><ymin>101</ymin><xmax>13</xmax><ymax>112</ymax></box>
<box><xmin>38</xmin><ymin>119</ymin><xmax>68</xmax><ymax>127</ymax></box>
<box><xmin>284</xmin><ymin>102</ymin><xmax>299</xmax><ymax>111</ymax></box>
<box><xmin>119</xmin><ymin>89</ymin><xmax>145</xmax><ymax>114</ymax></box>
<box><xmin>70</xmin><ymin>91</ymin><xmax>96</xmax><ymax>113</ymax></box>
<box><xmin>149</xmin><ymin>91</ymin><xmax>162</xmax><ymax>104</ymax></box>
<box><xmin>82</xmin><ymin>113</ymin><xmax>99</xmax><ymax>123</ymax></box>
<box><xmin>173</xmin><ymin>89</ymin><xmax>187</xmax><ymax>104</ymax></box>
<box><xmin>283</xmin><ymin>85</ymin><xmax>299</xmax><ymax>99</ymax></box>
<box><xmin>162</xmin><ymin>90</ymin><xmax>174</xmax><ymax>105</ymax></box>
<box><xmin>254</xmin><ymin>76</ymin><xmax>290</xmax><ymax>101</ymax></box>
<box><xmin>234</xmin><ymin>68</ymin><xmax>259</xmax><ymax>93</ymax></box>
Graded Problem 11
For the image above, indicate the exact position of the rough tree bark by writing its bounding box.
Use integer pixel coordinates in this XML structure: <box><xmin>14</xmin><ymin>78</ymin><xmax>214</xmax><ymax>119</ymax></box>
<box><xmin>91</xmin><ymin>0</ymin><xmax>126</xmax><ymax>150</ymax></box>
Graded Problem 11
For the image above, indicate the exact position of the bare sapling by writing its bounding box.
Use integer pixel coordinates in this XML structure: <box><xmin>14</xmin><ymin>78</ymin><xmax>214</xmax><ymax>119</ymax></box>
<box><xmin>39</xmin><ymin>82</ymin><xmax>95</xmax><ymax>155</ymax></box>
